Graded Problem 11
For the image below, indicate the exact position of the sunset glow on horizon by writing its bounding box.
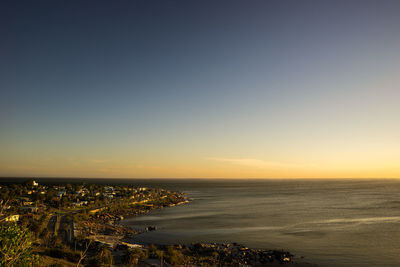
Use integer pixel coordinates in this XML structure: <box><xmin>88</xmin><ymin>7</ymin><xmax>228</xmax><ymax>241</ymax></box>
<box><xmin>1</xmin><ymin>0</ymin><xmax>399</xmax><ymax>179</ymax></box>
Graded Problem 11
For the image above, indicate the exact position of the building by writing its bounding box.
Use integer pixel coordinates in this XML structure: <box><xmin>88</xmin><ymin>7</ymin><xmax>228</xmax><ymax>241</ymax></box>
<box><xmin>22</xmin><ymin>207</ymin><xmax>39</xmax><ymax>213</ymax></box>
<box><xmin>57</xmin><ymin>191</ymin><xmax>67</xmax><ymax>198</ymax></box>
<box><xmin>75</xmin><ymin>190</ymin><xmax>85</xmax><ymax>197</ymax></box>
<box><xmin>103</xmin><ymin>193</ymin><xmax>114</xmax><ymax>200</ymax></box>
<box><xmin>73</xmin><ymin>201</ymin><xmax>88</xmax><ymax>207</ymax></box>
<box><xmin>88</xmin><ymin>207</ymin><xmax>106</xmax><ymax>214</ymax></box>
<box><xmin>0</xmin><ymin>214</ymin><xmax>20</xmax><ymax>222</ymax></box>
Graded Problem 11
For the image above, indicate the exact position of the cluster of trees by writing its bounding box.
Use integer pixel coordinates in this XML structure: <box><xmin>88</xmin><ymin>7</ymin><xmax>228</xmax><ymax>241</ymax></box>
<box><xmin>0</xmin><ymin>183</ymin><xmax>28</xmax><ymax>202</ymax></box>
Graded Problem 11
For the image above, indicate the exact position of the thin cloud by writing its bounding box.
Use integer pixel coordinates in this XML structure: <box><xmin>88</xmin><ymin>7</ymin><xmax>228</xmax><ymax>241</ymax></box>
<box><xmin>206</xmin><ymin>157</ymin><xmax>315</xmax><ymax>169</ymax></box>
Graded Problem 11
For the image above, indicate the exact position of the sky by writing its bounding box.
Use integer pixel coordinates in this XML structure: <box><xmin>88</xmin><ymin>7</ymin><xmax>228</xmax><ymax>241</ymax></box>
<box><xmin>1</xmin><ymin>0</ymin><xmax>399</xmax><ymax>178</ymax></box>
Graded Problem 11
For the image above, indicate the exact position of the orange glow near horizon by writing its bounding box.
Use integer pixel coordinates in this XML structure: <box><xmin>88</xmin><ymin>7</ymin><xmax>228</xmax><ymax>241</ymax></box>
<box><xmin>1</xmin><ymin>154</ymin><xmax>399</xmax><ymax>179</ymax></box>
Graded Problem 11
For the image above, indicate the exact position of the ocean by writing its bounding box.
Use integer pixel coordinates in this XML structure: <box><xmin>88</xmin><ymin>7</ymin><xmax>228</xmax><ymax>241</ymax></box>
<box><xmin>118</xmin><ymin>179</ymin><xmax>400</xmax><ymax>266</ymax></box>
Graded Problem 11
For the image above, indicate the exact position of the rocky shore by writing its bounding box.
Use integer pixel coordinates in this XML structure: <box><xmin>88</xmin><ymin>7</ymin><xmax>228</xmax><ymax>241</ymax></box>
<box><xmin>86</xmin><ymin>209</ymin><xmax>314</xmax><ymax>265</ymax></box>
<box><xmin>76</xmin><ymin>189</ymin><xmax>313</xmax><ymax>266</ymax></box>
<box><xmin>110</xmin><ymin>241</ymin><xmax>315</xmax><ymax>266</ymax></box>
<box><xmin>162</xmin><ymin>242</ymin><xmax>309</xmax><ymax>266</ymax></box>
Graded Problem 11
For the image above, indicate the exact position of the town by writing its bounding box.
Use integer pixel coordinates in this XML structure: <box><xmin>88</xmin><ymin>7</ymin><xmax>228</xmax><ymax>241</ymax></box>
<box><xmin>0</xmin><ymin>180</ymin><xmax>191</xmax><ymax>266</ymax></box>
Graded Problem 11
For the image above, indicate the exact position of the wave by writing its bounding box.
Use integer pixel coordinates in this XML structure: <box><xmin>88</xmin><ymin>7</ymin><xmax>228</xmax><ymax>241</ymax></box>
<box><xmin>316</xmin><ymin>216</ymin><xmax>400</xmax><ymax>225</ymax></box>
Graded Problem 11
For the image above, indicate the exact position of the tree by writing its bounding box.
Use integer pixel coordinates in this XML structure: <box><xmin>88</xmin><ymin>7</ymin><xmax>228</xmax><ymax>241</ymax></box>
<box><xmin>148</xmin><ymin>244</ymin><xmax>164</xmax><ymax>261</ymax></box>
<box><xmin>96</xmin><ymin>243</ymin><xmax>113</xmax><ymax>266</ymax></box>
<box><xmin>0</xmin><ymin>223</ymin><xmax>38</xmax><ymax>267</ymax></box>
<box><xmin>76</xmin><ymin>239</ymin><xmax>92</xmax><ymax>267</ymax></box>
<box><xmin>122</xmin><ymin>248</ymin><xmax>148</xmax><ymax>267</ymax></box>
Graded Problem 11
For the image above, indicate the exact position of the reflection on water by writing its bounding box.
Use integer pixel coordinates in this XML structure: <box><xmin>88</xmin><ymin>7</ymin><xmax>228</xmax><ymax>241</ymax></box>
<box><xmin>120</xmin><ymin>179</ymin><xmax>400</xmax><ymax>266</ymax></box>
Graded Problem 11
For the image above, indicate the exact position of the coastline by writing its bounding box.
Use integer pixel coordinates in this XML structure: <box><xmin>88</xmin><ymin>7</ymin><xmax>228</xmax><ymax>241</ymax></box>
<box><xmin>84</xmin><ymin>198</ymin><xmax>190</xmax><ymax>248</ymax></box>
<box><xmin>88</xmin><ymin>194</ymin><xmax>315</xmax><ymax>266</ymax></box>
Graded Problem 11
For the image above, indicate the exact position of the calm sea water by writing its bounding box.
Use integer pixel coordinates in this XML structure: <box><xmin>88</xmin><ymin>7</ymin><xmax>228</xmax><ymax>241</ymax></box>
<box><xmin>118</xmin><ymin>179</ymin><xmax>400</xmax><ymax>267</ymax></box>
<box><xmin>9</xmin><ymin>178</ymin><xmax>400</xmax><ymax>266</ymax></box>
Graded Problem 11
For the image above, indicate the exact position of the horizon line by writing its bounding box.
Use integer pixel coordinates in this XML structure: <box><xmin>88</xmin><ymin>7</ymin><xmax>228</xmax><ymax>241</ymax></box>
<box><xmin>0</xmin><ymin>176</ymin><xmax>399</xmax><ymax>180</ymax></box>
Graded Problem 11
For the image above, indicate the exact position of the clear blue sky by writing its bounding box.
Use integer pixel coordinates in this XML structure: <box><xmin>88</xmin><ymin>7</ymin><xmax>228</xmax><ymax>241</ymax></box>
<box><xmin>1</xmin><ymin>0</ymin><xmax>399</xmax><ymax>178</ymax></box>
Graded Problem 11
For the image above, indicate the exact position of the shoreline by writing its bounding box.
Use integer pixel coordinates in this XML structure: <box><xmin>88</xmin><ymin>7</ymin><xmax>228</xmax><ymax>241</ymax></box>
<box><xmin>87</xmin><ymin>194</ymin><xmax>314</xmax><ymax>266</ymax></box>
<box><xmin>83</xmin><ymin>195</ymin><xmax>191</xmax><ymax>247</ymax></box>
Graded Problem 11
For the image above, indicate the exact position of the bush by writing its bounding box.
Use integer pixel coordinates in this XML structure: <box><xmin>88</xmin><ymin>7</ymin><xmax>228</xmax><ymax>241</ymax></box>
<box><xmin>123</xmin><ymin>248</ymin><xmax>148</xmax><ymax>266</ymax></box>
<box><xmin>44</xmin><ymin>247</ymin><xmax>80</xmax><ymax>262</ymax></box>
<box><xmin>148</xmin><ymin>244</ymin><xmax>164</xmax><ymax>259</ymax></box>
<box><xmin>85</xmin><ymin>256</ymin><xmax>102</xmax><ymax>267</ymax></box>
<box><xmin>165</xmin><ymin>246</ymin><xmax>186</xmax><ymax>266</ymax></box>
<box><xmin>0</xmin><ymin>223</ymin><xmax>39</xmax><ymax>267</ymax></box>
<box><xmin>94</xmin><ymin>243</ymin><xmax>113</xmax><ymax>266</ymax></box>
